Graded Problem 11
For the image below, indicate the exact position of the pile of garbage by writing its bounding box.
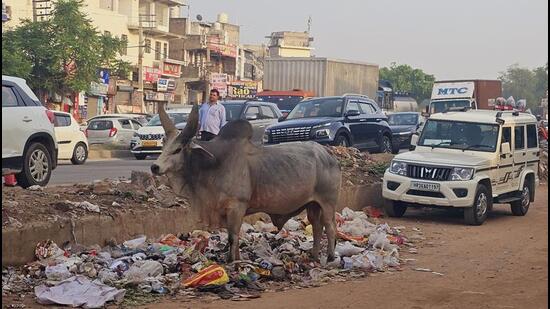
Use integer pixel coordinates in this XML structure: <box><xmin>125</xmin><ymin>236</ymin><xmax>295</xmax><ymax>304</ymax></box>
<box><xmin>540</xmin><ymin>140</ymin><xmax>548</xmax><ymax>182</ymax></box>
<box><xmin>2</xmin><ymin>208</ymin><xmax>417</xmax><ymax>307</ymax></box>
<box><xmin>2</xmin><ymin>171</ymin><xmax>188</xmax><ymax>229</ymax></box>
<box><xmin>325</xmin><ymin>146</ymin><xmax>392</xmax><ymax>186</ymax></box>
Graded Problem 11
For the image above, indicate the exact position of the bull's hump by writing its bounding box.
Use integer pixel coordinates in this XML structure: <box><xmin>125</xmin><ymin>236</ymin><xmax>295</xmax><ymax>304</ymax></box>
<box><xmin>218</xmin><ymin>120</ymin><xmax>253</xmax><ymax>140</ymax></box>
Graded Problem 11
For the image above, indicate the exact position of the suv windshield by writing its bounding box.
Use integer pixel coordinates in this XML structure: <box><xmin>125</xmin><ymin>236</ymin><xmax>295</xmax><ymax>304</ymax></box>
<box><xmin>287</xmin><ymin>98</ymin><xmax>344</xmax><ymax>119</ymax></box>
<box><xmin>388</xmin><ymin>113</ymin><xmax>419</xmax><ymax>125</ymax></box>
<box><xmin>430</xmin><ymin>100</ymin><xmax>471</xmax><ymax>114</ymax></box>
<box><xmin>223</xmin><ymin>104</ymin><xmax>245</xmax><ymax>121</ymax></box>
<box><xmin>147</xmin><ymin>113</ymin><xmax>189</xmax><ymax>126</ymax></box>
<box><xmin>419</xmin><ymin>119</ymin><xmax>500</xmax><ymax>152</ymax></box>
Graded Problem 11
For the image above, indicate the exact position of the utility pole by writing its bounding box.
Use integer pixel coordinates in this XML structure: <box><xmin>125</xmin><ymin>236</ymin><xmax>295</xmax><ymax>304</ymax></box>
<box><xmin>137</xmin><ymin>17</ymin><xmax>146</xmax><ymax>113</ymax></box>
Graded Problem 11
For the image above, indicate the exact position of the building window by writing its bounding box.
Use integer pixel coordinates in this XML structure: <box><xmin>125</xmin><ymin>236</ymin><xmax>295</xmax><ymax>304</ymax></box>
<box><xmin>155</xmin><ymin>41</ymin><xmax>161</xmax><ymax>60</ymax></box>
<box><xmin>145</xmin><ymin>39</ymin><xmax>151</xmax><ymax>53</ymax></box>
<box><xmin>163</xmin><ymin>43</ymin><xmax>168</xmax><ymax>59</ymax></box>
<box><xmin>99</xmin><ymin>0</ymin><xmax>114</xmax><ymax>11</ymax></box>
<box><xmin>120</xmin><ymin>34</ymin><xmax>128</xmax><ymax>56</ymax></box>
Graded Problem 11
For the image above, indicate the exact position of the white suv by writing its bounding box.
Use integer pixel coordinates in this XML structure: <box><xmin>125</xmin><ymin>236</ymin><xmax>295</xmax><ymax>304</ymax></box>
<box><xmin>383</xmin><ymin>109</ymin><xmax>540</xmax><ymax>225</ymax></box>
<box><xmin>2</xmin><ymin>75</ymin><xmax>58</xmax><ymax>187</ymax></box>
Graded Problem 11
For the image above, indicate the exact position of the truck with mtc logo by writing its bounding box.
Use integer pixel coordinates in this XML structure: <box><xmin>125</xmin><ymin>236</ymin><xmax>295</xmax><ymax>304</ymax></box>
<box><xmin>426</xmin><ymin>80</ymin><xmax>502</xmax><ymax>115</ymax></box>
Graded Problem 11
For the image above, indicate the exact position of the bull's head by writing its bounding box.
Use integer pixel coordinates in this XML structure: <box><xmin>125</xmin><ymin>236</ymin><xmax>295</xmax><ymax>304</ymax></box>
<box><xmin>150</xmin><ymin>103</ymin><xmax>214</xmax><ymax>179</ymax></box>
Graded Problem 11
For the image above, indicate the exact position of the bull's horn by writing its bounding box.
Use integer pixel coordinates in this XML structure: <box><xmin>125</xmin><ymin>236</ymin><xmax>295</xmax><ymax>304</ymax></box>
<box><xmin>180</xmin><ymin>103</ymin><xmax>199</xmax><ymax>143</ymax></box>
<box><xmin>159</xmin><ymin>102</ymin><xmax>177</xmax><ymax>137</ymax></box>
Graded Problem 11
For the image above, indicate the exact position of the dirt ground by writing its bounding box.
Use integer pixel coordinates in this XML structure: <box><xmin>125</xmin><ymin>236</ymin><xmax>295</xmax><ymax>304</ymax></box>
<box><xmin>140</xmin><ymin>184</ymin><xmax>548</xmax><ymax>309</ymax></box>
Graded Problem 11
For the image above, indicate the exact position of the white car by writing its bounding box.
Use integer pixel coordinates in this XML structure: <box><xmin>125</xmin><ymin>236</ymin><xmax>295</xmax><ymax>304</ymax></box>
<box><xmin>383</xmin><ymin>109</ymin><xmax>540</xmax><ymax>225</ymax></box>
<box><xmin>53</xmin><ymin>111</ymin><xmax>89</xmax><ymax>164</ymax></box>
<box><xmin>130</xmin><ymin>107</ymin><xmax>192</xmax><ymax>160</ymax></box>
<box><xmin>79</xmin><ymin>113</ymin><xmax>150</xmax><ymax>132</ymax></box>
<box><xmin>2</xmin><ymin>75</ymin><xmax>58</xmax><ymax>187</ymax></box>
<box><xmin>86</xmin><ymin>117</ymin><xmax>142</xmax><ymax>146</ymax></box>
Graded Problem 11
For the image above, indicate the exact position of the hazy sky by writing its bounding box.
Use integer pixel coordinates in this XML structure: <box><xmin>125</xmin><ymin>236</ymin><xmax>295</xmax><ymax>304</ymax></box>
<box><xmin>185</xmin><ymin>0</ymin><xmax>548</xmax><ymax>80</ymax></box>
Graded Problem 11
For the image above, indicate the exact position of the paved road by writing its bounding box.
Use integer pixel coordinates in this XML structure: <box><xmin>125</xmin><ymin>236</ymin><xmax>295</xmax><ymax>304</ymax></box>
<box><xmin>50</xmin><ymin>158</ymin><xmax>155</xmax><ymax>185</ymax></box>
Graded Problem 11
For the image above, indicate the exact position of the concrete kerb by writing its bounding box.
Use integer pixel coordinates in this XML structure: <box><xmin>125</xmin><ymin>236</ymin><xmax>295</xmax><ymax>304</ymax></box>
<box><xmin>2</xmin><ymin>183</ymin><xmax>382</xmax><ymax>266</ymax></box>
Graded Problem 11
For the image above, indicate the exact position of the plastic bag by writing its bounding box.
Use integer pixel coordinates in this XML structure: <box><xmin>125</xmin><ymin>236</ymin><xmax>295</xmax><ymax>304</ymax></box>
<box><xmin>182</xmin><ymin>264</ymin><xmax>229</xmax><ymax>288</ymax></box>
<box><xmin>45</xmin><ymin>264</ymin><xmax>72</xmax><ymax>281</ymax></box>
<box><xmin>335</xmin><ymin>241</ymin><xmax>365</xmax><ymax>257</ymax></box>
<box><xmin>124</xmin><ymin>260</ymin><xmax>163</xmax><ymax>283</ymax></box>
<box><xmin>283</xmin><ymin>219</ymin><xmax>301</xmax><ymax>231</ymax></box>
<box><xmin>123</xmin><ymin>236</ymin><xmax>147</xmax><ymax>249</ymax></box>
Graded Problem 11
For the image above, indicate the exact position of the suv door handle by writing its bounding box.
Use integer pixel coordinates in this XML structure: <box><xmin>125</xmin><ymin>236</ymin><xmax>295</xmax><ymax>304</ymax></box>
<box><xmin>23</xmin><ymin>117</ymin><xmax>32</xmax><ymax>122</ymax></box>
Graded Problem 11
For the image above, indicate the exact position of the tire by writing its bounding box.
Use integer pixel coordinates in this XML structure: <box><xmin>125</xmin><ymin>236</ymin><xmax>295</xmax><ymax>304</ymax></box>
<box><xmin>511</xmin><ymin>180</ymin><xmax>531</xmax><ymax>216</ymax></box>
<box><xmin>383</xmin><ymin>199</ymin><xmax>407</xmax><ymax>217</ymax></box>
<box><xmin>378</xmin><ymin>135</ymin><xmax>392</xmax><ymax>153</ymax></box>
<box><xmin>464</xmin><ymin>184</ymin><xmax>490</xmax><ymax>225</ymax></box>
<box><xmin>333</xmin><ymin>134</ymin><xmax>350</xmax><ymax>147</ymax></box>
<box><xmin>15</xmin><ymin>142</ymin><xmax>53</xmax><ymax>188</ymax></box>
<box><xmin>134</xmin><ymin>154</ymin><xmax>147</xmax><ymax>160</ymax></box>
<box><xmin>71</xmin><ymin>143</ymin><xmax>88</xmax><ymax>165</ymax></box>
<box><xmin>391</xmin><ymin>142</ymin><xmax>400</xmax><ymax>154</ymax></box>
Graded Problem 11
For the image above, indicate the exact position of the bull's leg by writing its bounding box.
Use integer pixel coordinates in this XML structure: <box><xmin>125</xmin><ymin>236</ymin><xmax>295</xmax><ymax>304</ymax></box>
<box><xmin>321</xmin><ymin>210</ymin><xmax>337</xmax><ymax>262</ymax></box>
<box><xmin>226</xmin><ymin>204</ymin><xmax>246</xmax><ymax>262</ymax></box>
<box><xmin>306</xmin><ymin>204</ymin><xmax>322</xmax><ymax>261</ymax></box>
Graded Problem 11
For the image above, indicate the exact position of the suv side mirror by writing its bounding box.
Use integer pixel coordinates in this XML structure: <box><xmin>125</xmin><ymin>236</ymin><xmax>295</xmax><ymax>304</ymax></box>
<box><xmin>345</xmin><ymin>110</ymin><xmax>361</xmax><ymax>117</ymax></box>
<box><xmin>278</xmin><ymin>116</ymin><xmax>286</xmax><ymax>122</ymax></box>
<box><xmin>246</xmin><ymin>114</ymin><xmax>258</xmax><ymax>121</ymax></box>
<box><xmin>409</xmin><ymin>134</ymin><xmax>419</xmax><ymax>151</ymax></box>
<box><xmin>501</xmin><ymin>142</ymin><xmax>511</xmax><ymax>155</ymax></box>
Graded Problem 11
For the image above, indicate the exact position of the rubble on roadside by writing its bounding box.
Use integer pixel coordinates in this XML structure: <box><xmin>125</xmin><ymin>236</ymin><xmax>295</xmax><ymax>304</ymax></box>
<box><xmin>2</xmin><ymin>208</ymin><xmax>419</xmax><ymax>307</ymax></box>
<box><xmin>2</xmin><ymin>171</ymin><xmax>189</xmax><ymax>229</ymax></box>
<box><xmin>325</xmin><ymin>146</ymin><xmax>393</xmax><ymax>186</ymax></box>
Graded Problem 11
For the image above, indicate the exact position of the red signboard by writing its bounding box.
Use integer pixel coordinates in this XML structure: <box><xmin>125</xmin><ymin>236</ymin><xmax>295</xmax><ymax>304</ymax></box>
<box><xmin>144</xmin><ymin>66</ymin><xmax>161</xmax><ymax>82</ymax></box>
<box><xmin>162</xmin><ymin>61</ymin><xmax>181</xmax><ymax>77</ymax></box>
<box><xmin>207</xmin><ymin>35</ymin><xmax>237</xmax><ymax>58</ymax></box>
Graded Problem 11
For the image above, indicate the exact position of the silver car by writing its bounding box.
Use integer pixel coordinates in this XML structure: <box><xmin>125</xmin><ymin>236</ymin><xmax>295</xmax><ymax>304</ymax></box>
<box><xmin>85</xmin><ymin>117</ymin><xmax>142</xmax><ymax>146</ymax></box>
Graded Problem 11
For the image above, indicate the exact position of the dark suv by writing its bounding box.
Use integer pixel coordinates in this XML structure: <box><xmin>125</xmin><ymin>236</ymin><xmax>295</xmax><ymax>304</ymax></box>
<box><xmin>221</xmin><ymin>100</ymin><xmax>283</xmax><ymax>144</ymax></box>
<box><xmin>263</xmin><ymin>94</ymin><xmax>398</xmax><ymax>153</ymax></box>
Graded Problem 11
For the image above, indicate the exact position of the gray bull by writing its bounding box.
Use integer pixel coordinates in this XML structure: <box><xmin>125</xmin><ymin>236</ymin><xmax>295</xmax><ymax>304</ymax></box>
<box><xmin>151</xmin><ymin>103</ymin><xmax>341</xmax><ymax>262</ymax></box>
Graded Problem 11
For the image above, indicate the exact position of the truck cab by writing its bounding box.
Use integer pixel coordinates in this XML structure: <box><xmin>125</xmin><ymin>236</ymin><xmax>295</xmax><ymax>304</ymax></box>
<box><xmin>426</xmin><ymin>80</ymin><xmax>502</xmax><ymax>116</ymax></box>
<box><xmin>382</xmin><ymin>110</ymin><xmax>540</xmax><ymax>225</ymax></box>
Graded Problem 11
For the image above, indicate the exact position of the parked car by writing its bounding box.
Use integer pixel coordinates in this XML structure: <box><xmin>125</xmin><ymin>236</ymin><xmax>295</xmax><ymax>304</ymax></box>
<box><xmin>383</xmin><ymin>110</ymin><xmax>540</xmax><ymax>225</ymax></box>
<box><xmin>130</xmin><ymin>107</ymin><xmax>192</xmax><ymax>160</ymax></box>
<box><xmin>2</xmin><ymin>75</ymin><xmax>58</xmax><ymax>187</ymax></box>
<box><xmin>221</xmin><ymin>100</ymin><xmax>283</xmax><ymax>144</ymax></box>
<box><xmin>53</xmin><ymin>111</ymin><xmax>89</xmax><ymax>164</ymax></box>
<box><xmin>85</xmin><ymin>117</ymin><xmax>142</xmax><ymax>146</ymax></box>
<box><xmin>387</xmin><ymin>112</ymin><xmax>423</xmax><ymax>149</ymax></box>
<box><xmin>80</xmin><ymin>113</ymin><xmax>150</xmax><ymax>131</ymax></box>
<box><xmin>263</xmin><ymin>94</ymin><xmax>398</xmax><ymax>153</ymax></box>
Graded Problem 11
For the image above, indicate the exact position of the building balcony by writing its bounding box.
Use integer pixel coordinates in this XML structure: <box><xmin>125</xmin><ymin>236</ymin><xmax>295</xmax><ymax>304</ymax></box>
<box><xmin>128</xmin><ymin>21</ymin><xmax>184</xmax><ymax>40</ymax></box>
<box><xmin>181</xmin><ymin>65</ymin><xmax>206</xmax><ymax>81</ymax></box>
<box><xmin>155</xmin><ymin>0</ymin><xmax>186</xmax><ymax>6</ymax></box>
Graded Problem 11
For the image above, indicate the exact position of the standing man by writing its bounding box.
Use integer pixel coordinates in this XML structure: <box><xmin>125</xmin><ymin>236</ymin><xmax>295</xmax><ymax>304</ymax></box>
<box><xmin>198</xmin><ymin>89</ymin><xmax>226</xmax><ymax>141</ymax></box>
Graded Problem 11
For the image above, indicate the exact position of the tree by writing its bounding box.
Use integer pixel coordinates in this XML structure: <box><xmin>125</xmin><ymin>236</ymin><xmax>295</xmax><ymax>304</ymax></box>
<box><xmin>379</xmin><ymin>62</ymin><xmax>436</xmax><ymax>103</ymax></box>
<box><xmin>499</xmin><ymin>63</ymin><xmax>548</xmax><ymax>109</ymax></box>
<box><xmin>1</xmin><ymin>0</ymin><xmax>127</xmax><ymax>100</ymax></box>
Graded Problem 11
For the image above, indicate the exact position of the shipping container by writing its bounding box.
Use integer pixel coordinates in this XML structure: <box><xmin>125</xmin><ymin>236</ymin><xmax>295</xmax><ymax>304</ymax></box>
<box><xmin>428</xmin><ymin>79</ymin><xmax>502</xmax><ymax>114</ymax></box>
<box><xmin>263</xmin><ymin>57</ymin><xmax>379</xmax><ymax>99</ymax></box>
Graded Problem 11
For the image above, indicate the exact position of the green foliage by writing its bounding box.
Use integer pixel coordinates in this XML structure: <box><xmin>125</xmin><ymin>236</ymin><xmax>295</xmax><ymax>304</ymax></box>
<box><xmin>499</xmin><ymin>63</ymin><xmax>548</xmax><ymax>109</ymax></box>
<box><xmin>380</xmin><ymin>62</ymin><xmax>436</xmax><ymax>103</ymax></box>
<box><xmin>1</xmin><ymin>0</ymin><xmax>127</xmax><ymax>97</ymax></box>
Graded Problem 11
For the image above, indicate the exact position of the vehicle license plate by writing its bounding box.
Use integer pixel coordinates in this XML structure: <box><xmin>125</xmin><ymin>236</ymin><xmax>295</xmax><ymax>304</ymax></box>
<box><xmin>410</xmin><ymin>181</ymin><xmax>440</xmax><ymax>192</ymax></box>
<box><xmin>142</xmin><ymin>140</ymin><xmax>157</xmax><ymax>147</ymax></box>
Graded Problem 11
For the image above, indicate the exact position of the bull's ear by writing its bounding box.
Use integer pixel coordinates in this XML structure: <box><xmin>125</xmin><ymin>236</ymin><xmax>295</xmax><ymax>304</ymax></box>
<box><xmin>189</xmin><ymin>142</ymin><xmax>216</xmax><ymax>166</ymax></box>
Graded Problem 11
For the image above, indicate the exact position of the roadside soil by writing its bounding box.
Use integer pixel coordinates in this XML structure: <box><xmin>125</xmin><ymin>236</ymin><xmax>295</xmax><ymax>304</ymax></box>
<box><xmin>141</xmin><ymin>184</ymin><xmax>548</xmax><ymax>309</ymax></box>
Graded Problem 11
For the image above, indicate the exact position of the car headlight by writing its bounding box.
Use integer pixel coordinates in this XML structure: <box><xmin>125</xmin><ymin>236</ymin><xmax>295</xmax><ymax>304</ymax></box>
<box><xmin>312</xmin><ymin>122</ymin><xmax>332</xmax><ymax>129</ymax></box>
<box><xmin>450</xmin><ymin>167</ymin><xmax>474</xmax><ymax>181</ymax></box>
<box><xmin>262</xmin><ymin>131</ymin><xmax>270</xmax><ymax>144</ymax></box>
<box><xmin>389</xmin><ymin>160</ymin><xmax>408</xmax><ymax>176</ymax></box>
<box><xmin>315</xmin><ymin>128</ymin><xmax>330</xmax><ymax>138</ymax></box>
<box><xmin>133</xmin><ymin>132</ymin><xmax>139</xmax><ymax>138</ymax></box>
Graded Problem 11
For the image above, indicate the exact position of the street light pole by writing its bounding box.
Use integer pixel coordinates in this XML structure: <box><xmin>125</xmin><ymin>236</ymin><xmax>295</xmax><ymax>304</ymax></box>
<box><xmin>137</xmin><ymin>17</ymin><xmax>146</xmax><ymax>113</ymax></box>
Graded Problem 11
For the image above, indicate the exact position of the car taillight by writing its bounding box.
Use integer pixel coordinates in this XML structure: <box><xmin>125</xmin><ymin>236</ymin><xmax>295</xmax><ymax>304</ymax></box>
<box><xmin>45</xmin><ymin>109</ymin><xmax>55</xmax><ymax>124</ymax></box>
<box><xmin>109</xmin><ymin>127</ymin><xmax>118</xmax><ymax>137</ymax></box>
<box><xmin>84</xmin><ymin>129</ymin><xmax>88</xmax><ymax>137</ymax></box>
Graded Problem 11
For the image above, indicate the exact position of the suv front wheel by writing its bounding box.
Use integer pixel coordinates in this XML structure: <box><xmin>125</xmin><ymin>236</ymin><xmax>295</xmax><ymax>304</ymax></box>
<box><xmin>383</xmin><ymin>199</ymin><xmax>407</xmax><ymax>217</ymax></box>
<box><xmin>333</xmin><ymin>134</ymin><xmax>349</xmax><ymax>147</ymax></box>
<box><xmin>378</xmin><ymin>135</ymin><xmax>392</xmax><ymax>153</ymax></box>
<box><xmin>464</xmin><ymin>184</ymin><xmax>490</xmax><ymax>225</ymax></box>
<box><xmin>16</xmin><ymin>142</ymin><xmax>53</xmax><ymax>188</ymax></box>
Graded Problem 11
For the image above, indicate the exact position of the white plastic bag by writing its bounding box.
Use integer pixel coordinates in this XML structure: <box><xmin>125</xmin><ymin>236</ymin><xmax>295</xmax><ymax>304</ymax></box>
<box><xmin>335</xmin><ymin>241</ymin><xmax>365</xmax><ymax>257</ymax></box>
